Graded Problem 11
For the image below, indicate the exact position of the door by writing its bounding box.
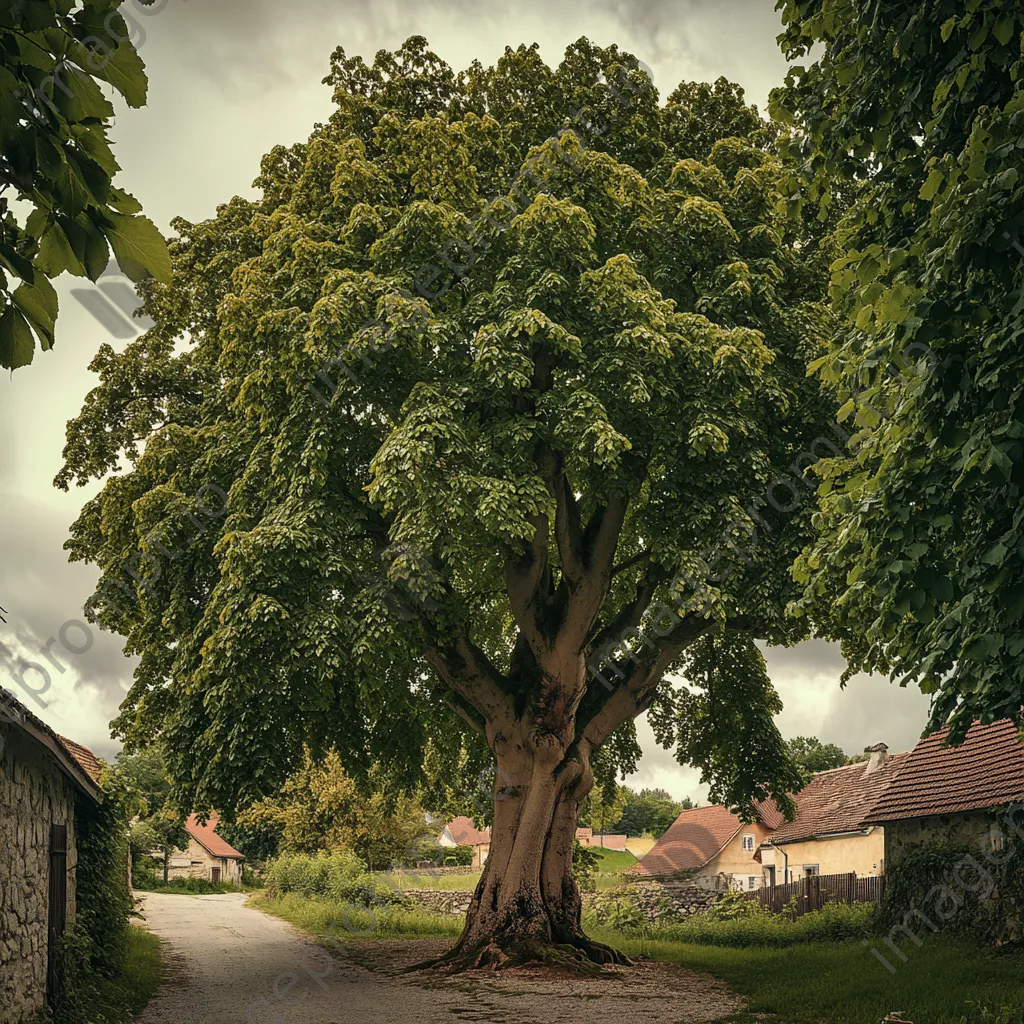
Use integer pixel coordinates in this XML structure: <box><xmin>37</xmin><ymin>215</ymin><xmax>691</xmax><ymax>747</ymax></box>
<box><xmin>47</xmin><ymin>824</ymin><xmax>68</xmax><ymax>1008</ymax></box>
<box><xmin>766</xmin><ymin>866</ymin><xmax>776</xmax><ymax>888</ymax></box>
<box><xmin>211</xmin><ymin>866</ymin><xmax>221</xmax><ymax>883</ymax></box>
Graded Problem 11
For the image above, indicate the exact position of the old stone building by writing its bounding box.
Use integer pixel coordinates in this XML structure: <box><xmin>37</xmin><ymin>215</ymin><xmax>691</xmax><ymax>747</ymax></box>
<box><xmin>0</xmin><ymin>687</ymin><xmax>104</xmax><ymax>1024</ymax></box>
<box><xmin>153</xmin><ymin>812</ymin><xmax>244</xmax><ymax>885</ymax></box>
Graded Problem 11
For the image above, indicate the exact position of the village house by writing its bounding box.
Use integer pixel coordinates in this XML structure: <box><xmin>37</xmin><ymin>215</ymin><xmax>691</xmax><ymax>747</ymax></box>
<box><xmin>438</xmin><ymin>816</ymin><xmax>492</xmax><ymax>867</ymax></box>
<box><xmin>0</xmin><ymin>688</ymin><xmax>105</xmax><ymax>1024</ymax></box>
<box><xmin>758</xmin><ymin>743</ymin><xmax>907</xmax><ymax>884</ymax></box>
<box><xmin>865</xmin><ymin>720</ymin><xmax>1024</xmax><ymax>869</ymax></box>
<box><xmin>629</xmin><ymin>803</ymin><xmax>783</xmax><ymax>890</ymax></box>
<box><xmin>152</xmin><ymin>812</ymin><xmax>245</xmax><ymax>884</ymax></box>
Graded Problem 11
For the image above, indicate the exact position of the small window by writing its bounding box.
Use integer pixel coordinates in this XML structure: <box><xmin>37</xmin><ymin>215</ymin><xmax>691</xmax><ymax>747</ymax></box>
<box><xmin>804</xmin><ymin>864</ymin><xmax>819</xmax><ymax>876</ymax></box>
<box><xmin>748</xmin><ymin>876</ymin><xmax>757</xmax><ymax>890</ymax></box>
<box><xmin>742</xmin><ymin>834</ymin><xmax>755</xmax><ymax>852</ymax></box>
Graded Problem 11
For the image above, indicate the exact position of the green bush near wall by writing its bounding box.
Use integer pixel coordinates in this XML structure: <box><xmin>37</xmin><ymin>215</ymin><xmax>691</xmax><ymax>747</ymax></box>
<box><xmin>52</xmin><ymin>790</ymin><xmax>135</xmax><ymax>1023</ymax></box>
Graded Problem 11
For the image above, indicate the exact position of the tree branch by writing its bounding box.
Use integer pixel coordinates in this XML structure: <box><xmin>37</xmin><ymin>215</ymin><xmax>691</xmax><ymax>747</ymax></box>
<box><xmin>424</xmin><ymin>637</ymin><xmax>514</xmax><ymax>732</ymax></box>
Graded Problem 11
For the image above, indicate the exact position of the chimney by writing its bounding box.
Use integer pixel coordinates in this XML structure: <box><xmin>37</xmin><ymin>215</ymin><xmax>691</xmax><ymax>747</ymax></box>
<box><xmin>864</xmin><ymin>742</ymin><xmax>889</xmax><ymax>775</ymax></box>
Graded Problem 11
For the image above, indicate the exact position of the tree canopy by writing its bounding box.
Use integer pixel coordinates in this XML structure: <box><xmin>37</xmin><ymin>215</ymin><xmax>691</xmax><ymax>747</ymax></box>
<box><xmin>0</xmin><ymin>0</ymin><xmax>170</xmax><ymax>369</ymax></box>
<box><xmin>773</xmin><ymin>0</ymin><xmax>1024</xmax><ymax>740</ymax></box>
<box><xmin>785</xmin><ymin>734</ymin><xmax>848</xmax><ymax>779</ymax></box>
<box><xmin>60</xmin><ymin>35</ymin><xmax>837</xmax><ymax>965</ymax></box>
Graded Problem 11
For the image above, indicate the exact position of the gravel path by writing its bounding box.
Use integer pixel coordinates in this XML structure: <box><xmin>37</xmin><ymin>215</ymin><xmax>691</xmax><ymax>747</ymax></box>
<box><xmin>136</xmin><ymin>892</ymin><xmax>742</xmax><ymax>1024</ymax></box>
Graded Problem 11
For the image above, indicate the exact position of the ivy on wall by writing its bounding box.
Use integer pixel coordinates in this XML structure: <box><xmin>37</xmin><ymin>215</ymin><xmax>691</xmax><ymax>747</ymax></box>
<box><xmin>882</xmin><ymin>817</ymin><xmax>1024</xmax><ymax>945</ymax></box>
<box><xmin>51</xmin><ymin>782</ymin><xmax>134</xmax><ymax>1024</ymax></box>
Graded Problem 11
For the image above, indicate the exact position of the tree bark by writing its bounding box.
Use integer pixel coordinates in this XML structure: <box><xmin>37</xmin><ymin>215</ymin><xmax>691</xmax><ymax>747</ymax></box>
<box><xmin>425</xmin><ymin>736</ymin><xmax>629</xmax><ymax>973</ymax></box>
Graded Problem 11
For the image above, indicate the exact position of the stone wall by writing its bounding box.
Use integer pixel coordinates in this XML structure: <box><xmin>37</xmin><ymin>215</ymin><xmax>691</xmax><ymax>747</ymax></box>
<box><xmin>0</xmin><ymin>722</ymin><xmax>79</xmax><ymax>1024</ymax></box>
<box><xmin>400</xmin><ymin>880</ymin><xmax>722</xmax><ymax>921</ymax></box>
<box><xmin>401</xmin><ymin>889</ymin><xmax>472</xmax><ymax>915</ymax></box>
<box><xmin>587</xmin><ymin>881</ymin><xmax>724</xmax><ymax>921</ymax></box>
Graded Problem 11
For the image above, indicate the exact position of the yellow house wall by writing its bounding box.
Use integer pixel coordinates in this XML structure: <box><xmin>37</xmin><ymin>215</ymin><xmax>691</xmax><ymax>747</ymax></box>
<box><xmin>702</xmin><ymin>822</ymin><xmax>774</xmax><ymax>890</ymax></box>
<box><xmin>764</xmin><ymin>831</ymin><xmax>886</xmax><ymax>881</ymax></box>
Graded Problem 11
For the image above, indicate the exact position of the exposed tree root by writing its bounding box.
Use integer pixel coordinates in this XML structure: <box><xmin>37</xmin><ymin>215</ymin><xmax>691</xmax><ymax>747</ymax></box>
<box><xmin>407</xmin><ymin>935</ymin><xmax>631</xmax><ymax>976</ymax></box>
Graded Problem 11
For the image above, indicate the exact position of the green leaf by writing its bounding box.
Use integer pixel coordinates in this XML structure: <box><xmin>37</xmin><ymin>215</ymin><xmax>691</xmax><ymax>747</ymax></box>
<box><xmin>0</xmin><ymin>305</ymin><xmax>37</xmax><ymax>369</ymax></box>
<box><xmin>37</xmin><ymin>222</ymin><xmax>87</xmax><ymax>277</ymax></box>
<box><xmin>940</xmin><ymin>16</ymin><xmax>958</xmax><ymax>42</ymax></box>
<box><xmin>993</xmin><ymin>19</ymin><xmax>1015</xmax><ymax>46</ymax></box>
<box><xmin>70</xmin><ymin>41</ymin><xmax>149</xmax><ymax>108</ymax></box>
<box><xmin>102</xmin><ymin>213</ymin><xmax>171</xmax><ymax>283</ymax></box>
<box><xmin>919</xmin><ymin>168</ymin><xmax>944</xmax><ymax>201</ymax></box>
<box><xmin>12</xmin><ymin>275</ymin><xmax>58</xmax><ymax>351</ymax></box>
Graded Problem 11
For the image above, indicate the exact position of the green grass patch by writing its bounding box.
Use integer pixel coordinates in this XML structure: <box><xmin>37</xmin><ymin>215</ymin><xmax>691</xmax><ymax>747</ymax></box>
<box><xmin>591</xmin><ymin>926</ymin><xmax>1024</xmax><ymax>1024</ymax></box>
<box><xmin>118</xmin><ymin>925</ymin><xmax>165</xmax><ymax>1015</ymax></box>
<box><xmin>589</xmin><ymin>847</ymin><xmax>637</xmax><ymax>872</ymax></box>
<box><xmin>377</xmin><ymin>870</ymin><xmax>482</xmax><ymax>892</ymax></box>
<box><xmin>254</xmin><ymin>892</ymin><xmax>464</xmax><ymax>941</ymax></box>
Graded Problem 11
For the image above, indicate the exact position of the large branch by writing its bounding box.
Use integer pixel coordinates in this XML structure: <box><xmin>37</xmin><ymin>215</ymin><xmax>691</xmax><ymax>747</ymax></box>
<box><xmin>505</xmin><ymin>511</ymin><xmax>550</xmax><ymax>650</ymax></box>
<box><xmin>424</xmin><ymin>636</ymin><xmax>514</xmax><ymax>733</ymax></box>
<box><xmin>579</xmin><ymin>613</ymin><xmax>720</xmax><ymax>749</ymax></box>
<box><xmin>588</xmin><ymin>563</ymin><xmax>670</xmax><ymax>651</ymax></box>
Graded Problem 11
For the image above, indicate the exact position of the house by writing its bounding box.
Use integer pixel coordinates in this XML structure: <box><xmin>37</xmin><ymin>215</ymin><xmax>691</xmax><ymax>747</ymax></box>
<box><xmin>0</xmin><ymin>688</ymin><xmax>105</xmax><ymax>1024</ymax></box>
<box><xmin>865</xmin><ymin>719</ymin><xmax>1024</xmax><ymax>869</ymax></box>
<box><xmin>153</xmin><ymin>812</ymin><xmax>245</xmax><ymax>885</ymax></box>
<box><xmin>628</xmin><ymin>802</ymin><xmax>783</xmax><ymax>890</ymax></box>
<box><xmin>575</xmin><ymin>827</ymin><xmax>629</xmax><ymax>852</ymax></box>
<box><xmin>438</xmin><ymin>816</ymin><xmax>491</xmax><ymax>867</ymax></box>
<box><xmin>758</xmin><ymin>743</ymin><xmax>908</xmax><ymax>884</ymax></box>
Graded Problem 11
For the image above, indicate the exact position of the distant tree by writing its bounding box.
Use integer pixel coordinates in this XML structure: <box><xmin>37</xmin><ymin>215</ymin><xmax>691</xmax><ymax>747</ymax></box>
<box><xmin>0</xmin><ymin>0</ymin><xmax>171</xmax><ymax>369</ymax></box>
<box><xmin>578</xmin><ymin>782</ymin><xmax>629</xmax><ymax>835</ymax></box>
<box><xmin>785</xmin><ymin>735</ymin><xmax>848</xmax><ymax>779</ymax></box>
<box><xmin>116</xmin><ymin>747</ymin><xmax>188</xmax><ymax>883</ymax></box>
<box><xmin>231</xmin><ymin>750</ymin><xmax>434</xmax><ymax>871</ymax></box>
<box><xmin>615</xmin><ymin>787</ymin><xmax>684</xmax><ymax>837</ymax></box>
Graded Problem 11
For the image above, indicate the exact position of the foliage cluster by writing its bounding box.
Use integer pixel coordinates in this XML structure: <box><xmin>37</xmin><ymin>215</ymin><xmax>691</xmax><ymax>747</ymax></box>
<box><xmin>265</xmin><ymin>851</ymin><xmax>411</xmax><ymax>909</ymax></box>
<box><xmin>0</xmin><ymin>0</ymin><xmax>170</xmax><ymax>368</ymax></box>
<box><xmin>52</xmin><ymin>787</ymin><xmax>135</xmax><ymax>1023</ymax></box>
<box><xmin>775</xmin><ymin>0</ymin><xmax>1024</xmax><ymax>738</ymax></box>
<box><xmin>222</xmin><ymin>750</ymin><xmax>434</xmax><ymax>870</ymax></box>
<box><xmin>130</xmin><ymin>870</ymin><xmax>241</xmax><ymax>895</ymax></box>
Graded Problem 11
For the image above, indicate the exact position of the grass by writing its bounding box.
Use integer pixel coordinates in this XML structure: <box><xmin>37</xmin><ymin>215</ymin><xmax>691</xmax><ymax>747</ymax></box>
<box><xmin>377</xmin><ymin>869</ymin><xmax>482</xmax><ymax>892</ymax></box>
<box><xmin>118</xmin><ymin>925</ymin><xmax>165</xmax><ymax>1015</ymax></box>
<box><xmin>596</xmin><ymin>928</ymin><xmax>1024</xmax><ymax>1024</ymax></box>
<box><xmin>255</xmin><ymin>891</ymin><xmax>1024</xmax><ymax>1023</ymax></box>
<box><xmin>589</xmin><ymin>847</ymin><xmax>638</xmax><ymax>890</ymax></box>
<box><xmin>135</xmin><ymin>878</ymin><xmax>245</xmax><ymax>896</ymax></box>
<box><xmin>254</xmin><ymin>892</ymin><xmax>465</xmax><ymax>941</ymax></box>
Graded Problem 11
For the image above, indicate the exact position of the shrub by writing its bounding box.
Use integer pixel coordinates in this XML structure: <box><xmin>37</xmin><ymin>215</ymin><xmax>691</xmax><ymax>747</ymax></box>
<box><xmin>706</xmin><ymin>889</ymin><xmax>766</xmax><ymax>921</ymax></box>
<box><xmin>265</xmin><ymin>851</ymin><xmax>408</xmax><ymax>908</ymax></box>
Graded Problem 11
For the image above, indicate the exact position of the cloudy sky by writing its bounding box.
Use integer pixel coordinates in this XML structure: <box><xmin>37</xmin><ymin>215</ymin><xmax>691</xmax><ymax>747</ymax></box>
<box><xmin>0</xmin><ymin>0</ymin><xmax>932</xmax><ymax>802</ymax></box>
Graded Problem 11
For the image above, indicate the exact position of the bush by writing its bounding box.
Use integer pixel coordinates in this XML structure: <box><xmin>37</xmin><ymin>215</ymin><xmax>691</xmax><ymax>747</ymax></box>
<box><xmin>706</xmin><ymin>889</ymin><xmax>767</xmax><ymax>921</ymax></box>
<box><xmin>442</xmin><ymin>845</ymin><xmax>475</xmax><ymax>867</ymax></box>
<box><xmin>266</xmin><ymin>851</ymin><xmax>408</xmax><ymax>908</ymax></box>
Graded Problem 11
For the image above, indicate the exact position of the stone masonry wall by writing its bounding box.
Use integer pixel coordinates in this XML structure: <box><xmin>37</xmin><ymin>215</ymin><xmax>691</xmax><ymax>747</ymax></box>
<box><xmin>0</xmin><ymin>722</ymin><xmax>79</xmax><ymax>1024</ymax></box>
<box><xmin>400</xmin><ymin>880</ymin><xmax>723</xmax><ymax>920</ymax></box>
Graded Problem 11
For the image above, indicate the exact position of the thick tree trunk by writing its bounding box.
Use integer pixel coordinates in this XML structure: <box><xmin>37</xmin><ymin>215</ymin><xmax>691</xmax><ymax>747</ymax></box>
<box><xmin>424</xmin><ymin>740</ymin><xmax>629</xmax><ymax>973</ymax></box>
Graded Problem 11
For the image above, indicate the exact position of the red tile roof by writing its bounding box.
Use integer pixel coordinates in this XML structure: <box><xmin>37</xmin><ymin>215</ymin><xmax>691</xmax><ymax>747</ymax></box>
<box><xmin>186</xmin><ymin>813</ymin><xmax>245</xmax><ymax>860</ymax></box>
<box><xmin>767</xmin><ymin>753</ymin><xmax>909</xmax><ymax>845</ymax></box>
<box><xmin>445</xmin><ymin>816</ymin><xmax>491</xmax><ymax>847</ymax></box>
<box><xmin>58</xmin><ymin>736</ymin><xmax>105</xmax><ymax>787</ymax></box>
<box><xmin>628</xmin><ymin>804</ymin><xmax>747</xmax><ymax>877</ymax></box>
<box><xmin>866</xmin><ymin>720</ymin><xmax>1024</xmax><ymax>823</ymax></box>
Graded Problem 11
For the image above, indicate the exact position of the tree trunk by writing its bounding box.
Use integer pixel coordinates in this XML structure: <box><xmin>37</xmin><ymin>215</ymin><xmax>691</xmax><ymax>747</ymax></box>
<box><xmin>425</xmin><ymin>739</ymin><xmax>629</xmax><ymax>973</ymax></box>
<box><xmin>163</xmin><ymin>846</ymin><xmax>169</xmax><ymax>885</ymax></box>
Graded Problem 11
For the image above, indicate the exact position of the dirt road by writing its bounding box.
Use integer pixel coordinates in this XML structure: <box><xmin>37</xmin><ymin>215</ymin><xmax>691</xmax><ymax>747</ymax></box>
<box><xmin>136</xmin><ymin>892</ymin><xmax>742</xmax><ymax>1024</ymax></box>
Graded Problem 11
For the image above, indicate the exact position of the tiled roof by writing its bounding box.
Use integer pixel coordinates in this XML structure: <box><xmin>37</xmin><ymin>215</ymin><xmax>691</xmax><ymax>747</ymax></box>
<box><xmin>445</xmin><ymin>816</ymin><xmax>491</xmax><ymax>847</ymax></box>
<box><xmin>768</xmin><ymin>753</ymin><xmax>909</xmax><ymax>845</ymax></box>
<box><xmin>628</xmin><ymin>804</ymin><xmax>746</xmax><ymax>877</ymax></box>
<box><xmin>186</xmin><ymin>813</ymin><xmax>245</xmax><ymax>860</ymax></box>
<box><xmin>58</xmin><ymin>735</ymin><xmax>105</xmax><ymax>787</ymax></box>
<box><xmin>0</xmin><ymin>685</ymin><xmax>104</xmax><ymax>802</ymax></box>
<box><xmin>866</xmin><ymin>720</ymin><xmax>1024</xmax><ymax>823</ymax></box>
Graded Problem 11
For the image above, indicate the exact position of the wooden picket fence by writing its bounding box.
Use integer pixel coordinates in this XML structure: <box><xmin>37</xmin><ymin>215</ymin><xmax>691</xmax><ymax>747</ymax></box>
<box><xmin>743</xmin><ymin>871</ymin><xmax>886</xmax><ymax>918</ymax></box>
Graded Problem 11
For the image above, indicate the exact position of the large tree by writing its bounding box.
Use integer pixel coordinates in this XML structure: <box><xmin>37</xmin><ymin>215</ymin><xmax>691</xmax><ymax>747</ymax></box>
<box><xmin>60</xmin><ymin>37</ymin><xmax>835</xmax><ymax>969</ymax></box>
<box><xmin>773</xmin><ymin>1</ymin><xmax>1024</xmax><ymax>740</ymax></box>
<box><xmin>1</xmin><ymin>0</ymin><xmax>170</xmax><ymax>369</ymax></box>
